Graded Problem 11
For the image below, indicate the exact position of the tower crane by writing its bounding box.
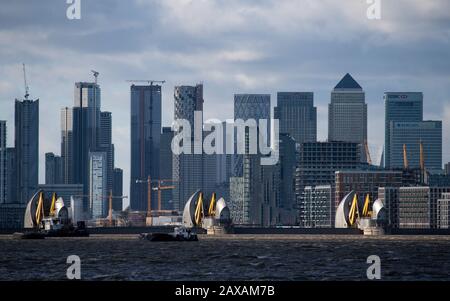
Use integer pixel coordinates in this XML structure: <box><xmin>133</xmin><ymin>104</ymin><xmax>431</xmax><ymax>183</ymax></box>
<box><xmin>22</xmin><ymin>63</ymin><xmax>30</xmax><ymax>100</ymax></box>
<box><xmin>126</xmin><ymin>80</ymin><xmax>166</xmax><ymax>86</ymax></box>
<box><xmin>91</xmin><ymin>70</ymin><xmax>99</xmax><ymax>84</ymax></box>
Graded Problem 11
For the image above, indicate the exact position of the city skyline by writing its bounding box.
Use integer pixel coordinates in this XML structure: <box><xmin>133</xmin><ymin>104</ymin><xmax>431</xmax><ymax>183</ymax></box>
<box><xmin>1</xmin><ymin>1</ymin><xmax>450</xmax><ymax>207</ymax></box>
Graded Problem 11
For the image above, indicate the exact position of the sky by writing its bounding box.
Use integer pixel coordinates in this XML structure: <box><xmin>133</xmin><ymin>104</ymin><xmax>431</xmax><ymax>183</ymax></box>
<box><xmin>1</xmin><ymin>0</ymin><xmax>450</xmax><ymax>207</ymax></box>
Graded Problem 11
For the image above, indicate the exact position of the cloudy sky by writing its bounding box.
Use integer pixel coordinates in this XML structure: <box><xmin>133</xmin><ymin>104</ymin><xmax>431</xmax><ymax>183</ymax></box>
<box><xmin>1</xmin><ymin>0</ymin><xmax>450</xmax><ymax>204</ymax></box>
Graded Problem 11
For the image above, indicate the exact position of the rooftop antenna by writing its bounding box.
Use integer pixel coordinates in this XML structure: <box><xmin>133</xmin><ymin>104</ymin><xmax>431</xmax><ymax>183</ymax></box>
<box><xmin>91</xmin><ymin>70</ymin><xmax>99</xmax><ymax>84</ymax></box>
<box><xmin>22</xmin><ymin>63</ymin><xmax>30</xmax><ymax>100</ymax></box>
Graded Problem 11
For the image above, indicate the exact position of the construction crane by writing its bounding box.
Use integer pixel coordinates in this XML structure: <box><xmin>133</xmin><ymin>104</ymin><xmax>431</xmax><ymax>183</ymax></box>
<box><xmin>403</xmin><ymin>144</ymin><xmax>409</xmax><ymax>170</ymax></box>
<box><xmin>75</xmin><ymin>192</ymin><xmax>128</xmax><ymax>226</ymax></box>
<box><xmin>22</xmin><ymin>63</ymin><xmax>30</xmax><ymax>100</ymax></box>
<box><xmin>152</xmin><ymin>180</ymin><xmax>177</xmax><ymax>212</ymax></box>
<box><xmin>364</xmin><ymin>139</ymin><xmax>372</xmax><ymax>165</ymax></box>
<box><xmin>126</xmin><ymin>80</ymin><xmax>166</xmax><ymax>86</ymax></box>
<box><xmin>91</xmin><ymin>70</ymin><xmax>99</xmax><ymax>84</ymax></box>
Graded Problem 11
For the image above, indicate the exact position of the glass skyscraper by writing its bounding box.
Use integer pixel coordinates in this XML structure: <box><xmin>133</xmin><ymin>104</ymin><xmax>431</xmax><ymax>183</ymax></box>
<box><xmin>130</xmin><ymin>84</ymin><xmax>162</xmax><ymax>211</ymax></box>
<box><xmin>389</xmin><ymin>121</ymin><xmax>442</xmax><ymax>171</ymax></box>
<box><xmin>384</xmin><ymin>92</ymin><xmax>423</xmax><ymax>168</ymax></box>
<box><xmin>275</xmin><ymin>92</ymin><xmax>317</xmax><ymax>144</ymax></box>
<box><xmin>89</xmin><ymin>152</ymin><xmax>107</xmax><ymax>218</ymax></box>
<box><xmin>233</xmin><ymin>94</ymin><xmax>270</xmax><ymax>177</ymax></box>
<box><xmin>15</xmin><ymin>98</ymin><xmax>39</xmax><ymax>204</ymax></box>
<box><xmin>0</xmin><ymin>121</ymin><xmax>6</xmax><ymax>204</ymax></box>
<box><xmin>328</xmin><ymin>74</ymin><xmax>367</xmax><ymax>146</ymax></box>
<box><xmin>172</xmin><ymin>84</ymin><xmax>204</xmax><ymax>211</ymax></box>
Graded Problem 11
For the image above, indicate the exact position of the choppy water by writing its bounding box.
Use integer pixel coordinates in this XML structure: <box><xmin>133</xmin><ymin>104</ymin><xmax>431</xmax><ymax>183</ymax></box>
<box><xmin>1</xmin><ymin>234</ymin><xmax>450</xmax><ymax>281</ymax></box>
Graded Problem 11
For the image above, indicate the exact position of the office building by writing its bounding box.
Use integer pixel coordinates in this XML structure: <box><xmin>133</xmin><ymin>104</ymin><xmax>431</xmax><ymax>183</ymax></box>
<box><xmin>159</xmin><ymin>127</ymin><xmax>174</xmax><ymax>210</ymax></box>
<box><xmin>72</xmin><ymin>82</ymin><xmax>101</xmax><ymax>211</ymax></box>
<box><xmin>5</xmin><ymin>148</ymin><xmax>16</xmax><ymax>203</ymax></box>
<box><xmin>0</xmin><ymin>121</ymin><xmax>6</xmax><ymax>204</ymax></box>
<box><xmin>389</xmin><ymin>121</ymin><xmax>442</xmax><ymax>171</ymax></box>
<box><xmin>384</xmin><ymin>92</ymin><xmax>423</xmax><ymax>168</ymax></box>
<box><xmin>112</xmin><ymin>168</ymin><xmax>123</xmax><ymax>211</ymax></box>
<box><xmin>15</xmin><ymin>98</ymin><xmax>39</xmax><ymax>204</ymax></box>
<box><xmin>328</xmin><ymin>73</ymin><xmax>367</xmax><ymax>147</ymax></box>
<box><xmin>61</xmin><ymin>107</ymin><xmax>73</xmax><ymax>184</ymax></box>
<box><xmin>172</xmin><ymin>84</ymin><xmax>204</xmax><ymax>211</ymax></box>
<box><xmin>89</xmin><ymin>152</ymin><xmax>107</xmax><ymax>219</ymax></box>
<box><xmin>99</xmin><ymin>111</ymin><xmax>114</xmax><ymax>194</ymax></box>
<box><xmin>275</xmin><ymin>92</ymin><xmax>316</xmax><ymax>143</ymax></box>
<box><xmin>45</xmin><ymin>153</ymin><xmax>63</xmax><ymax>185</ymax></box>
<box><xmin>0</xmin><ymin>203</ymin><xmax>27</xmax><ymax>229</ymax></box>
<box><xmin>130</xmin><ymin>84</ymin><xmax>162</xmax><ymax>211</ymax></box>
<box><xmin>233</xmin><ymin>94</ymin><xmax>270</xmax><ymax>177</ymax></box>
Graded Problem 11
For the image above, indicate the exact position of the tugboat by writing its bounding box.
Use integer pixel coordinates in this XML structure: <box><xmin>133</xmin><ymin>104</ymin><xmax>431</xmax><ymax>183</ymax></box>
<box><xmin>140</xmin><ymin>227</ymin><xmax>198</xmax><ymax>242</ymax></box>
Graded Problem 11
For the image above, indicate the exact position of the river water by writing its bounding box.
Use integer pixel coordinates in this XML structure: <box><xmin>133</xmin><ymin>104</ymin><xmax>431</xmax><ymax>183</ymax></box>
<box><xmin>1</xmin><ymin>234</ymin><xmax>449</xmax><ymax>281</ymax></box>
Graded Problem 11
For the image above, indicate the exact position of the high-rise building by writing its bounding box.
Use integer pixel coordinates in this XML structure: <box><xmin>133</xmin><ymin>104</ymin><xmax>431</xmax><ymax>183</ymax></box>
<box><xmin>278</xmin><ymin>133</ymin><xmax>297</xmax><ymax>224</ymax></box>
<box><xmin>159</xmin><ymin>127</ymin><xmax>174</xmax><ymax>210</ymax></box>
<box><xmin>45</xmin><ymin>153</ymin><xmax>63</xmax><ymax>185</ymax></box>
<box><xmin>89</xmin><ymin>152</ymin><xmax>107</xmax><ymax>219</ymax></box>
<box><xmin>112</xmin><ymin>168</ymin><xmax>123</xmax><ymax>211</ymax></box>
<box><xmin>445</xmin><ymin>163</ymin><xmax>450</xmax><ymax>175</ymax></box>
<box><xmin>6</xmin><ymin>148</ymin><xmax>16</xmax><ymax>203</ymax></box>
<box><xmin>233</xmin><ymin>94</ymin><xmax>270</xmax><ymax>177</ymax></box>
<box><xmin>61</xmin><ymin>107</ymin><xmax>73</xmax><ymax>184</ymax></box>
<box><xmin>328</xmin><ymin>73</ymin><xmax>367</xmax><ymax>147</ymax></box>
<box><xmin>384</xmin><ymin>92</ymin><xmax>423</xmax><ymax>168</ymax></box>
<box><xmin>99</xmin><ymin>111</ymin><xmax>114</xmax><ymax>194</ymax></box>
<box><xmin>296</xmin><ymin>141</ymin><xmax>362</xmax><ymax>224</ymax></box>
<box><xmin>275</xmin><ymin>92</ymin><xmax>316</xmax><ymax>143</ymax></box>
<box><xmin>130</xmin><ymin>84</ymin><xmax>162</xmax><ymax>211</ymax></box>
<box><xmin>0</xmin><ymin>121</ymin><xmax>6</xmax><ymax>204</ymax></box>
<box><xmin>72</xmin><ymin>82</ymin><xmax>101</xmax><ymax>212</ymax></box>
<box><xmin>389</xmin><ymin>121</ymin><xmax>442</xmax><ymax>171</ymax></box>
<box><xmin>15</xmin><ymin>98</ymin><xmax>39</xmax><ymax>204</ymax></box>
<box><xmin>173</xmin><ymin>84</ymin><xmax>204</xmax><ymax>211</ymax></box>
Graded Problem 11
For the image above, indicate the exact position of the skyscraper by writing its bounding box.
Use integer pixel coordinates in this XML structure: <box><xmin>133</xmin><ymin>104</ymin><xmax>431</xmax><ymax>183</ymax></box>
<box><xmin>328</xmin><ymin>73</ymin><xmax>367</xmax><ymax>146</ymax></box>
<box><xmin>173</xmin><ymin>84</ymin><xmax>204</xmax><ymax>211</ymax></box>
<box><xmin>45</xmin><ymin>152</ymin><xmax>63</xmax><ymax>185</ymax></box>
<box><xmin>99</xmin><ymin>111</ymin><xmax>114</xmax><ymax>194</ymax></box>
<box><xmin>389</xmin><ymin>121</ymin><xmax>442</xmax><ymax>171</ymax></box>
<box><xmin>160</xmin><ymin>127</ymin><xmax>174</xmax><ymax>210</ymax></box>
<box><xmin>275</xmin><ymin>92</ymin><xmax>317</xmax><ymax>143</ymax></box>
<box><xmin>112</xmin><ymin>168</ymin><xmax>123</xmax><ymax>211</ymax></box>
<box><xmin>233</xmin><ymin>94</ymin><xmax>271</xmax><ymax>177</ymax></box>
<box><xmin>89</xmin><ymin>152</ymin><xmax>107</xmax><ymax>218</ymax></box>
<box><xmin>130</xmin><ymin>84</ymin><xmax>162</xmax><ymax>211</ymax></box>
<box><xmin>384</xmin><ymin>92</ymin><xmax>424</xmax><ymax>168</ymax></box>
<box><xmin>0</xmin><ymin>121</ymin><xmax>6</xmax><ymax>204</ymax></box>
<box><xmin>5</xmin><ymin>148</ymin><xmax>16</xmax><ymax>203</ymax></box>
<box><xmin>61</xmin><ymin>107</ymin><xmax>73</xmax><ymax>184</ymax></box>
<box><xmin>15</xmin><ymin>98</ymin><xmax>39</xmax><ymax>204</ymax></box>
<box><xmin>72</xmin><ymin>82</ymin><xmax>101</xmax><ymax>212</ymax></box>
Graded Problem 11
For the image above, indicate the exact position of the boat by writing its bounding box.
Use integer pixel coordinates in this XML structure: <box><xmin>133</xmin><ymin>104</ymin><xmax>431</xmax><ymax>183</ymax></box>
<box><xmin>140</xmin><ymin>227</ymin><xmax>198</xmax><ymax>242</ymax></box>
